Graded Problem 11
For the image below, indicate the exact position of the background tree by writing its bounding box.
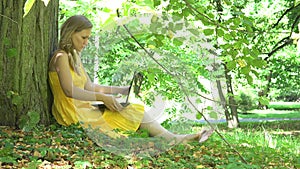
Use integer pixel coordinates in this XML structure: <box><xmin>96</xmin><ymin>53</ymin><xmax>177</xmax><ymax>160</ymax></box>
<box><xmin>59</xmin><ymin>0</ymin><xmax>300</xmax><ymax>129</ymax></box>
<box><xmin>0</xmin><ymin>0</ymin><xmax>59</xmax><ymax>127</ymax></box>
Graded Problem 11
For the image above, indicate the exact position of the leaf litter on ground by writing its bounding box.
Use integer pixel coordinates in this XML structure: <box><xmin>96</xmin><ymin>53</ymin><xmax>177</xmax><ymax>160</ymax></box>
<box><xmin>0</xmin><ymin>121</ymin><xmax>299</xmax><ymax>168</ymax></box>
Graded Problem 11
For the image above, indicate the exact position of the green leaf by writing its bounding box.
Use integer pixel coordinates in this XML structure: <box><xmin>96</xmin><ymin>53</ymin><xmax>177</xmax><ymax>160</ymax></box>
<box><xmin>28</xmin><ymin>111</ymin><xmax>40</xmax><ymax>125</ymax></box>
<box><xmin>196</xmin><ymin>113</ymin><xmax>202</xmax><ymax>120</ymax></box>
<box><xmin>188</xmin><ymin>29</ymin><xmax>200</xmax><ymax>36</ymax></box>
<box><xmin>172</xmin><ymin>14</ymin><xmax>183</xmax><ymax>22</ymax></box>
<box><xmin>242</xmin><ymin>47</ymin><xmax>250</xmax><ymax>55</ymax></box>
<box><xmin>224</xmin><ymin>33</ymin><xmax>231</xmax><ymax>40</ymax></box>
<box><xmin>147</xmin><ymin>73</ymin><xmax>155</xmax><ymax>82</ymax></box>
<box><xmin>226</xmin><ymin>60</ymin><xmax>236</xmax><ymax>70</ymax></box>
<box><xmin>251</xmin><ymin>59</ymin><xmax>266</xmax><ymax>68</ymax></box>
<box><xmin>203</xmin><ymin>29</ymin><xmax>214</xmax><ymax>36</ymax></box>
<box><xmin>246</xmin><ymin>74</ymin><xmax>253</xmax><ymax>84</ymax></box>
<box><xmin>232</xmin><ymin>17</ymin><xmax>241</xmax><ymax>26</ymax></box>
<box><xmin>102</xmin><ymin>7</ymin><xmax>112</xmax><ymax>13</ymax></box>
<box><xmin>295</xmin><ymin>0</ymin><xmax>300</xmax><ymax>6</ymax></box>
<box><xmin>153</xmin><ymin>0</ymin><xmax>161</xmax><ymax>7</ymax></box>
<box><xmin>206</xmin><ymin>106</ymin><xmax>213</xmax><ymax>110</ymax></box>
<box><xmin>154</xmin><ymin>34</ymin><xmax>165</xmax><ymax>41</ymax></box>
<box><xmin>245</xmin><ymin>25</ymin><xmax>253</xmax><ymax>33</ymax></box>
<box><xmin>233</xmin><ymin>41</ymin><xmax>242</xmax><ymax>49</ymax></box>
<box><xmin>182</xmin><ymin>8</ymin><xmax>191</xmax><ymax>17</ymax></box>
<box><xmin>18</xmin><ymin>111</ymin><xmax>40</xmax><ymax>132</ymax></box>
<box><xmin>207</xmin><ymin>12</ymin><xmax>215</xmax><ymax>19</ymax></box>
<box><xmin>251</xmin><ymin>69</ymin><xmax>259</xmax><ymax>77</ymax></box>
<box><xmin>12</xmin><ymin>94</ymin><xmax>22</xmax><ymax>106</ymax></box>
<box><xmin>201</xmin><ymin>18</ymin><xmax>211</xmax><ymax>26</ymax></box>
<box><xmin>154</xmin><ymin>39</ymin><xmax>163</xmax><ymax>47</ymax></box>
<box><xmin>241</xmin><ymin>66</ymin><xmax>251</xmax><ymax>74</ymax></box>
<box><xmin>217</xmin><ymin>28</ymin><xmax>224</xmax><ymax>36</ymax></box>
<box><xmin>258</xmin><ymin>96</ymin><xmax>269</xmax><ymax>106</ymax></box>
<box><xmin>173</xmin><ymin>37</ymin><xmax>184</xmax><ymax>46</ymax></box>
<box><xmin>224</xmin><ymin>0</ymin><xmax>232</xmax><ymax>5</ymax></box>
<box><xmin>230</xmin><ymin>31</ymin><xmax>237</xmax><ymax>38</ymax></box>
<box><xmin>0</xmin><ymin>156</ymin><xmax>17</xmax><ymax>165</ymax></box>
<box><xmin>19</xmin><ymin>114</ymin><xmax>29</xmax><ymax>131</ymax></box>
<box><xmin>174</xmin><ymin>23</ymin><xmax>183</xmax><ymax>31</ymax></box>
<box><xmin>7</xmin><ymin>48</ymin><xmax>18</xmax><ymax>57</ymax></box>
<box><xmin>209</xmin><ymin>111</ymin><xmax>218</xmax><ymax>119</ymax></box>
<box><xmin>23</xmin><ymin>0</ymin><xmax>36</xmax><ymax>17</ymax></box>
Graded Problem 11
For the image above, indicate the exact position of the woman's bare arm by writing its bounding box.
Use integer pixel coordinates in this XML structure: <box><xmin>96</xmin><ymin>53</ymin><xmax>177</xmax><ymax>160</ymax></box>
<box><xmin>82</xmin><ymin>65</ymin><xmax>129</xmax><ymax>95</ymax></box>
<box><xmin>52</xmin><ymin>52</ymin><xmax>124</xmax><ymax>111</ymax></box>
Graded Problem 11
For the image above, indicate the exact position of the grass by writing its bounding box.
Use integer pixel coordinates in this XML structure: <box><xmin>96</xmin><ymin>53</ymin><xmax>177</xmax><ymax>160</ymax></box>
<box><xmin>268</xmin><ymin>102</ymin><xmax>300</xmax><ymax>110</ymax></box>
<box><xmin>239</xmin><ymin>109</ymin><xmax>300</xmax><ymax>119</ymax></box>
<box><xmin>0</xmin><ymin>119</ymin><xmax>299</xmax><ymax>169</ymax></box>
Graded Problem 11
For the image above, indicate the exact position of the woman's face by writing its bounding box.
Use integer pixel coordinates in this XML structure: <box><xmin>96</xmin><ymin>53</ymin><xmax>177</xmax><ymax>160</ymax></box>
<box><xmin>71</xmin><ymin>28</ymin><xmax>92</xmax><ymax>52</ymax></box>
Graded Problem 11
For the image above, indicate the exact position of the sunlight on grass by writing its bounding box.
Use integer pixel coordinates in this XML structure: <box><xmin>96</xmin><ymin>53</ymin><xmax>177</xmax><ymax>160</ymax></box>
<box><xmin>210</xmin><ymin>121</ymin><xmax>300</xmax><ymax>168</ymax></box>
<box><xmin>239</xmin><ymin>109</ymin><xmax>300</xmax><ymax>119</ymax></box>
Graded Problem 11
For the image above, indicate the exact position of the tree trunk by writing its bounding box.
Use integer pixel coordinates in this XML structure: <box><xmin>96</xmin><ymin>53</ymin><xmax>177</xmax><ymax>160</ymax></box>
<box><xmin>214</xmin><ymin>0</ymin><xmax>239</xmax><ymax>128</ymax></box>
<box><xmin>0</xmin><ymin>0</ymin><xmax>59</xmax><ymax>127</ymax></box>
<box><xmin>224</xmin><ymin>64</ymin><xmax>239</xmax><ymax>128</ymax></box>
<box><xmin>216</xmin><ymin>79</ymin><xmax>230</xmax><ymax>121</ymax></box>
<box><xmin>258</xmin><ymin>70</ymin><xmax>273</xmax><ymax>109</ymax></box>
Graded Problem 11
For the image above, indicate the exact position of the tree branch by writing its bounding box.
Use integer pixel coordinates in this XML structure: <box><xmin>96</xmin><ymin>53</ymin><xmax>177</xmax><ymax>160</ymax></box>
<box><xmin>272</xmin><ymin>3</ymin><xmax>300</xmax><ymax>28</ymax></box>
<box><xmin>289</xmin><ymin>14</ymin><xmax>300</xmax><ymax>36</ymax></box>
<box><xmin>182</xmin><ymin>0</ymin><xmax>228</xmax><ymax>30</ymax></box>
<box><xmin>263</xmin><ymin>38</ymin><xmax>293</xmax><ymax>60</ymax></box>
<box><xmin>264</xmin><ymin>14</ymin><xmax>300</xmax><ymax>60</ymax></box>
<box><xmin>116</xmin><ymin>9</ymin><xmax>248</xmax><ymax>164</ymax></box>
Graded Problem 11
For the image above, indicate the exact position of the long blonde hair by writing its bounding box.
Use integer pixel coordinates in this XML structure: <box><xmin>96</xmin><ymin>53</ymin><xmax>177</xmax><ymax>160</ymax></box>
<box><xmin>59</xmin><ymin>15</ymin><xmax>93</xmax><ymax>75</ymax></box>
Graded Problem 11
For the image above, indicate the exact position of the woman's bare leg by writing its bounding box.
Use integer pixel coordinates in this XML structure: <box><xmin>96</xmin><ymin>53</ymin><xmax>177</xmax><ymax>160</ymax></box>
<box><xmin>139</xmin><ymin>111</ymin><xmax>209</xmax><ymax>143</ymax></box>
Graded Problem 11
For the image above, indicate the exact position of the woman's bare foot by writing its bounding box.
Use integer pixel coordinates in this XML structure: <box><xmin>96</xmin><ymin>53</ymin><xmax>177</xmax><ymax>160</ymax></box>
<box><xmin>174</xmin><ymin>128</ymin><xmax>214</xmax><ymax>144</ymax></box>
<box><xmin>199</xmin><ymin>128</ymin><xmax>214</xmax><ymax>143</ymax></box>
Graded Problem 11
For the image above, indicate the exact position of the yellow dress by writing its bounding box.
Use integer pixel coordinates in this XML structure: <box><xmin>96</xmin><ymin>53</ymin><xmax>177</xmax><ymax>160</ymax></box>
<box><xmin>48</xmin><ymin>64</ymin><xmax>144</xmax><ymax>138</ymax></box>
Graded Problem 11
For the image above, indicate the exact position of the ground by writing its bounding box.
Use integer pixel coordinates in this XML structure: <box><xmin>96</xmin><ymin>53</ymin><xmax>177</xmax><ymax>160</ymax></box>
<box><xmin>0</xmin><ymin>112</ymin><xmax>299</xmax><ymax>168</ymax></box>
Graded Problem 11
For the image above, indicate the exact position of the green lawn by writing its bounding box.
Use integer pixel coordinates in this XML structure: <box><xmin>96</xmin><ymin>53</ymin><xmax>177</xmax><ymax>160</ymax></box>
<box><xmin>239</xmin><ymin>109</ymin><xmax>300</xmax><ymax>119</ymax></box>
<box><xmin>268</xmin><ymin>102</ymin><xmax>300</xmax><ymax>110</ymax></box>
<box><xmin>0</xmin><ymin>120</ymin><xmax>299</xmax><ymax>168</ymax></box>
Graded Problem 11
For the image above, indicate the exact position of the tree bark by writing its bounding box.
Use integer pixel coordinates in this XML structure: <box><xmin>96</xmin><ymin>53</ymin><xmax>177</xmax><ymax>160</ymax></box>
<box><xmin>0</xmin><ymin>0</ymin><xmax>59</xmax><ymax>126</ymax></box>
<box><xmin>224</xmin><ymin>64</ymin><xmax>239</xmax><ymax>128</ymax></box>
<box><xmin>216</xmin><ymin>79</ymin><xmax>230</xmax><ymax>121</ymax></box>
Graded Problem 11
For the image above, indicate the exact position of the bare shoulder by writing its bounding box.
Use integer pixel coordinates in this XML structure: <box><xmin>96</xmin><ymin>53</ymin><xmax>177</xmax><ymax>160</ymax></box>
<box><xmin>49</xmin><ymin>50</ymin><xmax>68</xmax><ymax>71</ymax></box>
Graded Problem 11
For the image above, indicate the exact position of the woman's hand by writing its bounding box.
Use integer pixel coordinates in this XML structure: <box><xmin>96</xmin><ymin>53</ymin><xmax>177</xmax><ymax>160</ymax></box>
<box><xmin>102</xmin><ymin>94</ymin><xmax>124</xmax><ymax>112</ymax></box>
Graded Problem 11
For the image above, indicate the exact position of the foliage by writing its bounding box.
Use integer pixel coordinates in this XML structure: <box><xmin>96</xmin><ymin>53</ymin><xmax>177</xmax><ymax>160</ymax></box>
<box><xmin>50</xmin><ymin>1</ymin><xmax>300</xmax><ymax>131</ymax></box>
<box><xmin>18</xmin><ymin>111</ymin><xmax>40</xmax><ymax>132</ymax></box>
<box><xmin>267</xmin><ymin>46</ymin><xmax>300</xmax><ymax>101</ymax></box>
<box><xmin>59</xmin><ymin>0</ymin><xmax>217</xmax><ymax>114</ymax></box>
<box><xmin>235</xmin><ymin>91</ymin><xmax>257</xmax><ymax>113</ymax></box>
<box><xmin>0</xmin><ymin>120</ymin><xmax>299</xmax><ymax>168</ymax></box>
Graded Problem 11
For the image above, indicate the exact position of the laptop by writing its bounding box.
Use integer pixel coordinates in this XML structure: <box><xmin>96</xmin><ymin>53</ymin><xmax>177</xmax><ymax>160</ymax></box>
<box><xmin>92</xmin><ymin>72</ymin><xmax>137</xmax><ymax>109</ymax></box>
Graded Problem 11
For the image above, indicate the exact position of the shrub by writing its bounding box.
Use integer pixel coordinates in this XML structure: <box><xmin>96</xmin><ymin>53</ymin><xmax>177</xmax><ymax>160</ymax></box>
<box><xmin>236</xmin><ymin>91</ymin><xmax>257</xmax><ymax>113</ymax></box>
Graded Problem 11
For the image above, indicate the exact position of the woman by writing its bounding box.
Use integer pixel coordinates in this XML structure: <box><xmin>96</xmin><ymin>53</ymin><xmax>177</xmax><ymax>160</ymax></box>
<box><xmin>48</xmin><ymin>15</ymin><xmax>213</xmax><ymax>143</ymax></box>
